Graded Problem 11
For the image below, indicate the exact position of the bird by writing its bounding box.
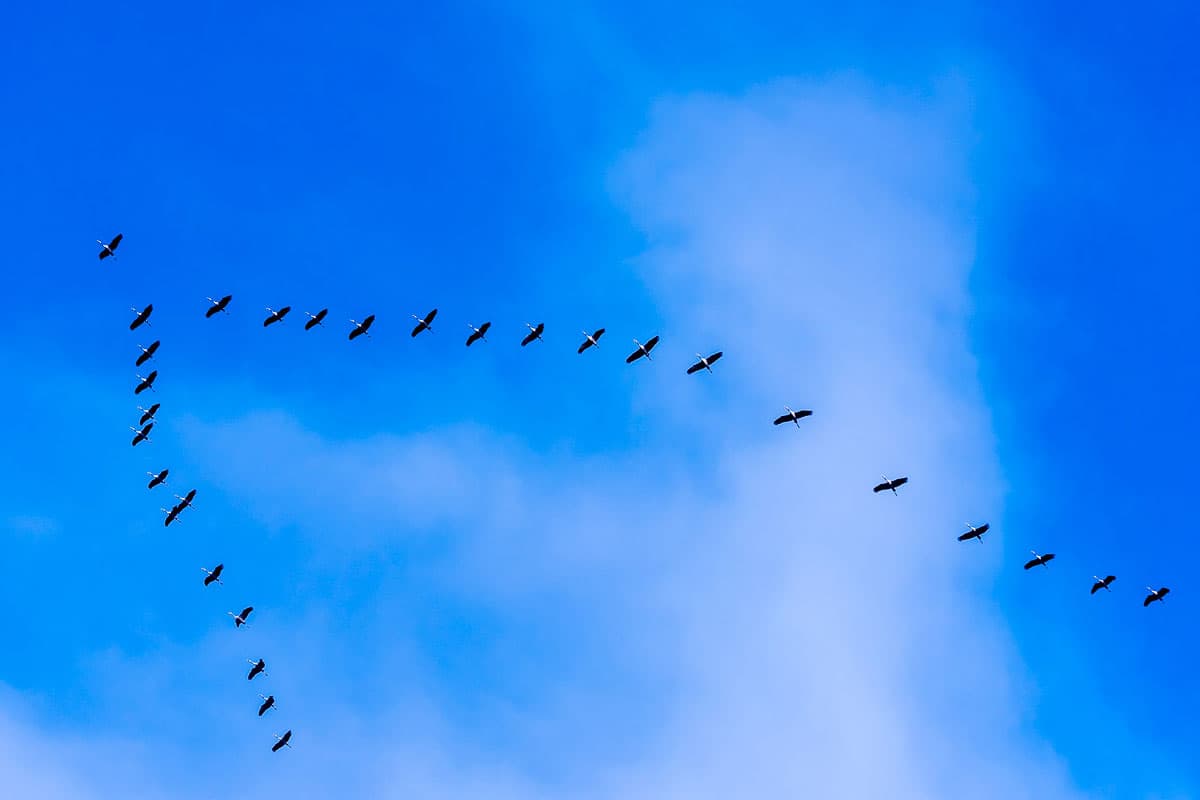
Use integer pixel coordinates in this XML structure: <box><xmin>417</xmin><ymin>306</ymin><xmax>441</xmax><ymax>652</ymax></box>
<box><xmin>247</xmin><ymin>658</ymin><xmax>267</xmax><ymax>680</ymax></box>
<box><xmin>626</xmin><ymin>335</ymin><xmax>660</xmax><ymax>364</ymax></box>
<box><xmin>1024</xmin><ymin>551</ymin><xmax>1056</xmax><ymax>570</ymax></box>
<box><xmin>272</xmin><ymin>730</ymin><xmax>292</xmax><ymax>752</ymax></box>
<box><xmin>958</xmin><ymin>522</ymin><xmax>990</xmax><ymax>542</ymax></box>
<box><xmin>205</xmin><ymin>295</ymin><xmax>233</xmax><ymax>318</ymax></box>
<box><xmin>135</xmin><ymin>340</ymin><xmax>160</xmax><ymax>367</ymax></box>
<box><xmin>129</xmin><ymin>304</ymin><xmax>153</xmax><ymax>331</ymax></box>
<box><xmin>873</xmin><ymin>475</ymin><xmax>908</xmax><ymax>494</ymax></box>
<box><xmin>521</xmin><ymin>322</ymin><xmax>544</xmax><ymax>346</ymax></box>
<box><xmin>130</xmin><ymin>422</ymin><xmax>153</xmax><ymax>447</ymax></box>
<box><xmin>304</xmin><ymin>308</ymin><xmax>328</xmax><ymax>330</ymax></box>
<box><xmin>686</xmin><ymin>351</ymin><xmax>723</xmax><ymax>375</ymax></box>
<box><xmin>229</xmin><ymin>606</ymin><xmax>254</xmax><ymax>627</ymax></box>
<box><xmin>773</xmin><ymin>407</ymin><xmax>812</xmax><ymax>426</ymax></box>
<box><xmin>97</xmin><ymin>233</ymin><xmax>123</xmax><ymax>260</ymax></box>
<box><xmin>162</xmin><ymin>504</ymin><xmax>182</xmax><ymax>527</ymax></box>
<box><xmin>137</xmin><ymin>403</ymin><xmax>160</xmax><ymax>425</ymax></box>
<box><xmin>263</xmin><ymin>306</ymin><xmax>291</xmax><ymax>327</ymax></box>
<box><xmin>257</xmin><ymin>695</ymin><xmax>276</xmax><ymax>716</ymax></box>
<box><xmin>578</xmin><ymin>328</ymin><xmax>606</xmax><ymax>353</ymax></box>
<box><xmin>174</xmin><ymin>488</ymin><xmax>197</xmax><ymax>510</ymax></box>
<box><xmin>348</xmin><ymin>315</ymin><xmax>375</xmax><ymax>340</ymax></box>
<box><xmin>202</xmin><ymin>563</ymin><xmax>224</xmax><ymax>586</ymax></box>
<box><xmin>1091</xmin><ymin>575</ymin><xmax>1116</xmax><ymax>594</ymax></box>
<box><xmin>410</xmin><ymin>308</ymin><xmax>437</xmax><ymax>337</ymax></box>
<box><xmin>134</xmin><ymin>370</ymin><xmax>158</xmax><ymax>395</ymax></box>
<box><xmin>146</xmin><ymin>469</ymin><xmax>169</xmax><ymax>489</ymax></box>
<box><xmin>465</xmin><ymin>321</ymin><xmax>491</xmax><ymax>347</ymax></box>
<box><xmin>1144</xmin><ymin>586</ymin><xmax>1170</xmax><ymax>607</ymax></box>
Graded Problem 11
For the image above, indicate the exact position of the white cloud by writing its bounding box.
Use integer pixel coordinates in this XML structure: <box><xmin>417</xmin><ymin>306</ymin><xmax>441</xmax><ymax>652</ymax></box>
<box><xmin>0</xmin><ymin>78</ymin><xmax>1094</xmax><ymax>798</ymax></box>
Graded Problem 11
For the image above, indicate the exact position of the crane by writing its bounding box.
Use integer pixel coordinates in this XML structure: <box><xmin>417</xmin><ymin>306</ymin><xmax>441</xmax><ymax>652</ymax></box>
<box><xmin>348</xmin><ymin>315</ymin><xmax>375</xmax><ymax>340</ymax></box>
<box><xmin>873</xmin><ymin>475</ymin><xmax>908</xmax><ymax>494</ymax></box>
<box><xmin>247</xmin><ymin>658</ymin><xmax>267</xmax><ymax>681</ymax></box>
<box><xmin>97</xmin><ymin>233</ymin><xmax>123</xmax><ymax>260</ymax></box>
<box><xmin>1091</xmin><ymin>575</ymin><xmax>1116</xmax><ymax>594</ymax></box>
<box><xmin>626</xmin><ymin>335</ymin><xmax>660</xmax><ymax>363</ymax></box>
<box><xmin>263</xmin><ymin>306</ymin><xmax>291</xmax><ymax>327</ymax></box>
<box><xmin>410</xmin><ymin>308</ymin><xmax>437</xmax><ymax>337</ymax></box>
<box><xmin>1144</xmin><ymin>586</ymin><xmax>1170</xmax><ymax>607</ymax></box>
<box><xmin>138</xmin><ymin>403</ymin><xmax>160</xmax><ymax>425</ymax></box>
<box><xmin>686</xmin><ymin>351</ymin><xmax>723</xmax><ymax>374</ymax></box>
<box><xmin>578</xmin><ymin>328</ymin><xmax>606</xmax><ymax>353</ymax></box>
<box><xmin>129</xmin><ymin>304</ymin><xmax>153</xmax><ymax>331</ymax></box>
<box><xmin>162</xmin><ymin>504</ymin><xmax>182</xmax><ymax>527</ymax></box>
<box><xmin>521</xmin><ymin>322</ymin><xmax>544</xmax><ymax>346</ymax></box>
<box><xmin>205</xmin><ymin>295</ymin><xmax>233</xmax><ymax>318</ymax></box>
<box><xmin>958</xmin><ymin>522</ymin><xmax>990</xmax><ymax>542</ymax></box>
<box><xmin>202</xmin><ymin>563</ymin><xmax>223</xmax><ymax>586</ymax></box>
<box><xmin>174</xmin><ymin>488</ymin><xmax>197</xmax><ymax>510</ymax></box>
<box><xmin>257</xmin><ymin>695</ymin><xmax>276</xmax><ymax>716</ymax></box>
<box><xmin>146</xmin><ymin>469</ymin><xmax>169</xmax><ymax>489</ymax></box>
<box><xmin>229</xmin><ymin>606</ymin><xmax>254</xmax><ymax>628</ymax></box>
<box><xmin>465</xmin><ymin>321</ymin><xmax>491</xmax><ymax>346</ymax></box>
<box><xmin>135</xmin><ymin>340</ymin><xmax>160</xmax><ymax>367</ymax></box>
<box><xmin>773</xmin><ymin>407</ymin><xmax>812</xmax><ymax>427</ymax></box>
<box><xmin>1024</xmin><ymin>551</ymin><xmax>1056</xmax><ymax>570</ymax></box>
<box><xmin>272</xmin><ymin>730</ymin><xmax>292</xmax><ymax>752</ymax></box>
<box><xmin>130</xmin><ymin>422</ymin><xmax>153</xmax><ymax>447</ymax></box>
<box><xmin>134</xmin><ymin>370</ymin><xmax>158</xmax><ymax>395</ymax></box>
<box><xmin>304</xmin><ymin>308</ymin><xmax>328</xmax><ymax>330</ymax></box>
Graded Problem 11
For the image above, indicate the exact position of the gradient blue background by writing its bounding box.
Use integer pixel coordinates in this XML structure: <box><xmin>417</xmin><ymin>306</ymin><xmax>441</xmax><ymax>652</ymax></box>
<box><xmin>1</xmin><ymin>2</ymin><xmax>1196</xmax><ymax>796</ymax></box>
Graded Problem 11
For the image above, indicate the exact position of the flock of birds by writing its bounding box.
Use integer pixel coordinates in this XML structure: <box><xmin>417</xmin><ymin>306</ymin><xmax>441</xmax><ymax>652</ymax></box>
<box><xmin>100</xmin><ymin>230</ymin><xmax>1174</xmax><ymax>753</ymax></box>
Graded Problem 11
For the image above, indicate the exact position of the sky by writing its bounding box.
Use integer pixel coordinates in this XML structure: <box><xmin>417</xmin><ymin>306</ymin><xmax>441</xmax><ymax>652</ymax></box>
<box><xmin>1</xmin><ymin>1</ymin><xmax>1197</xmax><ymax>797</ymax></box>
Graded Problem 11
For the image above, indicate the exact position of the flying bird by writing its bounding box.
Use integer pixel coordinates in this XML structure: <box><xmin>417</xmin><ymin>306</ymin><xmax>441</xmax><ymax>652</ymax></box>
<box><xmin>304</xmin><ymin>308</ymin><xmax>328</xmax><ymax>330</ymax></box>
<box><xmin>626</xmin><ymin>335</ymin><xmax>660</xmax><ymax>364</ymax></box>
<box><xmin>263</xmin><ymin>306</ymin><xmax>291</xmax><ymax>327</ymax></box>
<box><xmin>521</xmin><ymin>322</ymin><xmax>544</xmax><ymax>346</ymax></box>
<box><xmin>873</xmin><ymin>475</ymin><xmax>908</xmax><ymax>494</ymax></box>
<box><xmin>97</xmin><ymin>233</ymin><xmax>123</xmax><ymax>260</ymax></box>
<box><xmin>137</xmin><ymin>403</ymin><xmax>160</xmax><ymax>425</ymax></box>
<box><xmin>229</xmin><ymin>606</ymin><xmax>254</xmax><ymax>628</ymax></box>
<box><xmin>958</xmin><ymin>522</ymin><xmax>990</xmax><ymax>542</ymax></box>
<box><xmin>146</xmin><ymin>469</ymin><xmax>169</xmax><ymax>489</ymax></box>
<box><xmin>174</xmin><ymin>488</ymin><xmax>197</xmax><ymax>510</ymax></box>
<box><xmin>135</xmin><ymin>340</ymin><xmax>160</xmax><ymax>367</ymax></box>
<box><xmin>410</xmin><ymin>308</ymin><xmax>437</xmax><ymax>337</ymax></box>
<box><xmin>202</xmin><ymin>563</ymin><xmax>224</xmax><ymax>586</ymax></box>
<box><xmin>773</xmin><ymin>407</ymin><xmax>812</xmax><ymax>427</ymax></box>
<box><xmin>1024</xmin><ymin>550</ymin><xmax>1056</xmax><ymax>570</ymax></box>
<box><xmin>686</xmin><ymin>351</ymin><xmax>723</xmax><ymax>375</ymax></box>
<box><xmin>247</xmin><ymin>658</ymin><xmax>267</xmax><ymax>680</ymax></box>
<box><xmin>130</xmin><ymin>422</ymin><xmax>154</xmax><ymax>447</ymax></box>
<box><xmin>578</xmin><ymin>328</ymin><xmax>606</xmax><ymax>353</ymax></box>
<box><xmin>465</xmin><ymin>321</ymin><xmax>491</xmax><ymax>347</ymax></box>
<box><xmin>205</xmin><ymin>295</ymin><xmax>233</xmax><ymax>318</ymax></box>
<box><xmin>1091</xmin><ymin>575</ymin><xmax>1116</xmax><ymax>594</ymax></box>
<box><xmin>272</xmin><ymin>730</ymin><xmax>292</xmax><ymax>752</ymax></box>
<box><xmin>257</xmin><ymin>695</ymin><xmax>276</xmax><ymax>716</ymax></box>
<box><xmin>162</xmin><ymin>504</ymin><xmax>182</xmax><ymax>527</ymax></box>
<box><xmin>348</xmin><ymin>315</ymin><xmax>375</xmax><ymax>340</ymax></box>
<box><xmin>1144</xmin><ymin>586</ymin><xmax>1170</xmax><ymax>607</ymax></box>
<box><xmin>134</xmin><ymin>370</ymin><xmax>158</xmax><ymax>395</ymax></box>
<box><xmin>129</xmin><ymin>304</ymin><xmax>153</xmax><ymax>331</ymax></box>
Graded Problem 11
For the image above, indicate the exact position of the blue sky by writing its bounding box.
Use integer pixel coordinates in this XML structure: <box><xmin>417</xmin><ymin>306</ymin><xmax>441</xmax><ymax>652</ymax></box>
<box><xmin>2</xmin><ymin>2</ymin><xmax>1196</xmax><ymax>797</ymax></box>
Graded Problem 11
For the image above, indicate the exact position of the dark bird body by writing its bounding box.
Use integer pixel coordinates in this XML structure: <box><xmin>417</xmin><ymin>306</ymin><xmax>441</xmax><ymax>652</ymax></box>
<box><xmin>202</xmin><ymin>563</ymin><xmax>223</xmax><ymax>586</ymax></box>
<box><xmin>1144</xmin><ymin>587</ymin><xmax>1170</xmax><ymax>607</ymax></box>
<box><xmin>521</xmin><ymin>322</ymin><xmax>544</xmax><ymax>346</ymax></box>
<box><xmin>138</xmin><ymin>403</ymin><xmax>160</xmax><ymax>425</ymax></box>
<box><xmin>146</xmin><ymin>469</ymin><xmax>168</xmax><ymax>489</ymax></box>
<box><xmin>98</xmin><ymin>233</ymin><xmax>123</xmax><ymax>260</ymax></box>
<box><xmin>958</xmin><ymin>522</ymin><xmax>990</xmax><ymax>542</ymax></box>
<box><xmin>304</xmin><ymin>308</ymin><xmax>328</xmax><ymax>330</ymax></box>
<box><xmin>175</xmin><ymin>488</ymin><xmax>197</xmax><ymax>509</ymax></box>
<box><xmin>163</xmin><ymin>504</ymin><xmax>182</xmax><ymax>527</ymax></box>
<box><xmin>1024</xmin><ymin>551</ymin><xmax>1056</xmax><ymax>570</ymax></box>
<box><xmin>578</xmin><ymin>328</ymin><xmax>605</xmax><ymax>353</ymax></box>
<box><xmin>873</xmin><ymin>476</ymin><xmax>908</xmax><ymax>494</ymax></box>
<box><xmin>773</xmin><ymin>407</ymin><xmax>812</xmax><ymax>426</ymax></box>
<box><xmin>130</xmin><ymin>304</ymin><xmax>153</xmax><ymax>331</ymax></box>
<box><xmin>349</xmin><ymin>315</ymin><xmax>375</xmax><ymax>340</ymax></box>
<box><xmin>263</xmin><ymin>306</ymin><xmax>291</xmax><ymax>327</ymax></box>
<box><xmin>272</xmin><ymin>730</ymin><xmax>292</xmax><ymax>752</ymax></box>
<box><xmin>230</xmin><ymin>606</ymin><xmax>254</xmax><ymax>627</ymax></box>
<box><xmin>134</xmin><ymin>370</ymin><xmax>158</xmax><ymax>395</ymax></box>
<box><xmin>410</xmin><ymin>308</ymin><xmax>437</xmax><ymax>337</ymax></box>
<box><xmin>135</xmin><ymin>340</ymin><xmax>159</xmax><ymax>367</ymax></box>
<box><xmin>258</xmin><ymin>695</ymin><xmax>276</xmax><ymax>716</ymax></box>
<box><xmin>205</xmin><ymin>295</ymin><xmax>232</xmax><ymax>318</ymax></box>
<box><xmin>465</xmin><ymin>321</ymin><xmax>491</xmax><ymax>347</ymax></box>
<box><xmin>687</xmin><ymin>351</ymin><xmax>723</xmax><ymax>374</ymax></box>
<box><xmin>130</xmin><ymin>422</ymin><xmax>153</xmax><ymax>447</ymax></box>
<box><xmin>247</xmin><ymin>658</ymin><xmax>267</xmax><ymax>680</ymax></box>
<box><xmin>1091</xmin><ymin>575</ymin><xmax>1116</xmax><ymax>594</ymax></box>
<box><xmin>626</xmin><ymin>335</ymin><xmax>660</xmax><ymax>363</ymax></box>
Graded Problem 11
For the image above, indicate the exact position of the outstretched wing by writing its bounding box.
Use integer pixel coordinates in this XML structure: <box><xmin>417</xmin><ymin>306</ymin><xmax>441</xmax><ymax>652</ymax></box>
<box><xmin>626</xmin><ymin>347</ymin><xmax>644</xmax><ymax>364</ymax></box>
<box><xmin>521</xmin><ymin>330</ymin><xmax>537</xmax><ymax>346</ymax></box>
<box><xmin>1023</xmin><ymin>558</ymin><xmax>1039</xmax><ymax>570</ymax></box>
<box><xmin>707</xmin><ymin>351</ymin><xmax>723</xmax><ymax>364</ymax></box>
<box><xmin>686</xmin><ymin>361</ymin><xmax>704</xmax><ymax>374</ymax></box>
<box><xmin>773</xmin><ymin>415</ymin><xmax>789</xmax><ymax>425</ymax></box>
